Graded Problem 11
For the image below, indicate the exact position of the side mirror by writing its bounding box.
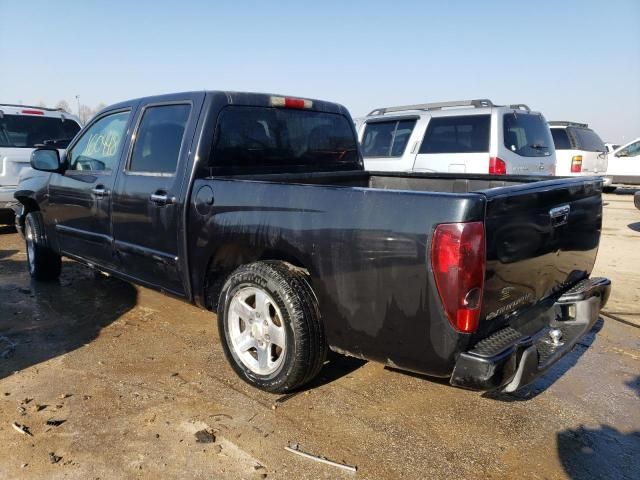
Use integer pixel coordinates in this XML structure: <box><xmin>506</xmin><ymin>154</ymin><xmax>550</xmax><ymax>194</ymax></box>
<box><xmin>31</xmin><ymin>148</ymin><xmax>63</xmax><ymax>173</ymax></box>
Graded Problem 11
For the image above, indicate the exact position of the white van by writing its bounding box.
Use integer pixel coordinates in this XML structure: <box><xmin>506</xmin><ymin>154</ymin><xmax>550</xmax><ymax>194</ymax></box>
<box><xmin>549</xmin><ymin>122</ymin><xmax>608</xmax><ymax>185</ymax></box>
<box><xmin>0</xmin><ymin>104</ymin><xmax>81</xmax><ymax>222</ymax></box>
<box><xmin>355</xmin><ymin>99</ymin><xmax>556</xmax><ymax>176</ymax></box>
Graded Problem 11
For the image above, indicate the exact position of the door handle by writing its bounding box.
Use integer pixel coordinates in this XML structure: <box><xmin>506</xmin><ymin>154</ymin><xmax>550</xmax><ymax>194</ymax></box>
<box><xmin>92</xmin><ymin>186</ymin><xmax>109</xmax><ymax>198</ymax></box>
<box><xmin>150</xmin><ymin>192</ymin><xmax>176</xmax><ymax>206</ymax></box>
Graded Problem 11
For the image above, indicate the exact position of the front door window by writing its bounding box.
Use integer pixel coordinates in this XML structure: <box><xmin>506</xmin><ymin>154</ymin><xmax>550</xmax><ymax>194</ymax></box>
<box><xmin>67</xmin><ymin>111</ymin><xmax>130</xmax><ymax>171</ymax></box>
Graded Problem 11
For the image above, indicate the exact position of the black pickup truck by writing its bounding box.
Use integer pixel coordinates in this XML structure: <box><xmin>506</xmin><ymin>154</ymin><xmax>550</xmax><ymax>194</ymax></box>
<box><xmin>15</xmin><ymin>91</ymin><xmax>610</xmax><ymax>393</ymax></box>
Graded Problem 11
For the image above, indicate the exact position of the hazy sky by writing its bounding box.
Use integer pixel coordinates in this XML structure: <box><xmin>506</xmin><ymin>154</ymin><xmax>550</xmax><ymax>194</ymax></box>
<box><xmin>1</xmin><ymin>0</ymin><xmax>638</xmax><ymax>142</ymax></box>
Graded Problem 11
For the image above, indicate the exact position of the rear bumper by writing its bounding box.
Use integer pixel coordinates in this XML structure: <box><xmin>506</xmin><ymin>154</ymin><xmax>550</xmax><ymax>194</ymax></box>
<box><xmin>0</xmin><ymin>187</ymin><xmax>18</xmax><ymax>225</ymax></box>
<box><xmin>450</xmin><ymin>277</ymin><xmax>611</xmax><ymax>392</ymax></box>
<box><xmin>0</xmin><ymin>186</ymin><xmax>18</xmax><ymax>211</ymax></box>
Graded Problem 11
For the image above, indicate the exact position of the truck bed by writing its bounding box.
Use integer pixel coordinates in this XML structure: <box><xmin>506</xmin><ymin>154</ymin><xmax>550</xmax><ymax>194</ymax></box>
<box><xmin>191</xmin><ymin>171</ymin><xmax>603</xmax><ymax>376</ymax></box>
<box><xmin>217</xmin><ymin>170</ymin><xmax>535</xmax><ymax>193</ymax></box>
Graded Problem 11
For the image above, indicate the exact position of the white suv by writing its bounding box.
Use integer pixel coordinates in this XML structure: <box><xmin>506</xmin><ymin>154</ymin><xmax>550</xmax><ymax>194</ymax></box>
<box><xmin>549</xmin><ymin>122</ymin><xmax>609</xmax><ymax>185</ymax></box>
<box><xmin>355</xmin><ymin>99</ymin><xmax>556</xmax><ymax>176</ymax></box>
<box><xmin>0</xmin><ymin>104</ymin><xmax>81</xmax><ymax>222</ymax></box>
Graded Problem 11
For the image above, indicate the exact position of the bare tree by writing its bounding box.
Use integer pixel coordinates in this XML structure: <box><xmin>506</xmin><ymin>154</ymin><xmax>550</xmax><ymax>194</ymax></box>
<box><xmin>56</xmin><ymin>100</ymin><xmax>71</xmax><ymax>112</ymax></box>
<box><xmin>78</xmin><ymin>104</ymin><xmax>94</xmax><ymax>124</ymax></box>
<box><xmin>37</xmin><ymin>100</ymin><xmax>46</xmax><ymax>108</ymax></box>
<box><xmin>73</xmin><ymin>103</ymin><xmax>107</xmax><ymax>124</ymax></box>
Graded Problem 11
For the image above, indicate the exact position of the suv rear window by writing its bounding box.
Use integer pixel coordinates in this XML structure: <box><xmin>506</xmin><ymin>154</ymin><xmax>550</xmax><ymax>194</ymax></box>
<box><xmin>503</xmin><ymin>113</ymin><xmax>553</xmax><ymax>157</ymax></box>
<box><xmin>551</xmin><ymin>128</ymin><xmax>571</xmax><ymax>150</ymax></box>
<box><xmin>211</xmin><ymin>106</ymin><xmax>359</xmax><ymax>173</ymax></box>
<box><xmin>569</xmin><ymin>127</ymin><xmax>605</xmax><ymax>152</ymax></box>
<box><xmin>419</xmin><ymin>115</ymin><xmax>490</xmax><ymax>154</ymax></box>
<box><xmin>361</xmin><ymin>119</ymin><xmax>416</xmax><ymax>157</ymax></box>
<box><xmin>0</xmin><ymin>114</ymin><xmax>81</xmax><ymax>148</ymax></box>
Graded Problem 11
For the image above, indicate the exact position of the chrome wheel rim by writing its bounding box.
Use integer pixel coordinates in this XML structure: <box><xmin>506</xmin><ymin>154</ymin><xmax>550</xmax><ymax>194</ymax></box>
<box><xmin>228</xmin><ymin>286</ymin><xmax>286</xmax><ymax>375</ymax></box>
<box><xmin>25</xmin><ymin>222</ymin><xmax>35</xmax><ymax>274</ymax></box>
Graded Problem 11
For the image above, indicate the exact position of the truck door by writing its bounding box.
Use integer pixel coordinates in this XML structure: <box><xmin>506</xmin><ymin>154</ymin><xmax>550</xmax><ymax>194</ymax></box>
<box><xmin>45</xmin><ymin>108</ymin><xmax>135</xmax><ymax>268</ymax></box>
<box><xmin>110</xmin><ymin>94</ymin><xmax>203</xmax><ymax>296</ymax></box>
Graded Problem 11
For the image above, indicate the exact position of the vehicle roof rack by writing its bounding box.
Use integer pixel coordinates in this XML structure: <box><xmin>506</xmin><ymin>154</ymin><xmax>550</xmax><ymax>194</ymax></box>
<box><xmin>549</xmin><ymin>121</ymin><xmax>589</xmax><ymax>128</ymax></box>
<box><xmin>0</xmin><ymin>103</ymin><xmax>65</xmax><ymax>112</ymax></box>
<box><xmin>508</xmin><ymin>104</ymin><xmax>531</xmax><ymax>111</ymax></box>
<box><xmin>367</xmin><ymin>99</ymin><xmax>494</xmax><ymax>116</ymax></box>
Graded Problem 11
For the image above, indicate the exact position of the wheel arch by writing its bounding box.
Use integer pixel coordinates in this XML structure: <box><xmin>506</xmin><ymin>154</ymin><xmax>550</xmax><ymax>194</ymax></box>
<box><xmin>200</xmin><ymin>241</ymin><xmax>312</xmax><ymax>312</ymax></box>
<box><xmin>14</xmin><ymin>194</ymin><xmax>40</xmax><ymax>234</ymax></box>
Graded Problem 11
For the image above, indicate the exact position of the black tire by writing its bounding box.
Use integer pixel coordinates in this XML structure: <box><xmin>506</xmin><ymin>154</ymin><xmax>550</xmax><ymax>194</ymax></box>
<box><xmin>25</xmin><ymin>212</ymin><xmax>61</xmax><ymax>281</ymax></box>
<box><xmin>217</xmin><ymin>261</ymin><xmax>327</xmax><ymax>393</ymax></box>
<box><xmin>602</xmin><ymin>186</ymin><xmax>616</xmax><ymax>193</ymax></box>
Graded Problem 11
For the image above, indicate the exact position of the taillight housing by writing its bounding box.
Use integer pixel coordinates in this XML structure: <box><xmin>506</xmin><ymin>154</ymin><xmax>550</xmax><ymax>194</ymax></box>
<box><xmin>431</xmin><ymin>222</ymin><xmax>486</xmax><ymax>333</ymax></box>
<box><xmin>571</xmin><ymin>155</ymin><xmax>583</xmax><ymax>173</ymax></box>
<box><xmin>270</xmin><ymin>96</ymin><xmax>313</xmax><ymax>109</ymax></box>
<box><xmin>489</xmin><ymin>157</ymin><xmax>506</xmax><ymax>175</ymax></box>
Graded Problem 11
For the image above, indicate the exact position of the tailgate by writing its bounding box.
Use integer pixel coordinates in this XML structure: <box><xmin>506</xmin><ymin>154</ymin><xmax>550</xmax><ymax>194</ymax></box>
<box><xmin>580</xmin><ymin>150</ymin><xmax>608</xmax><ymax>175</ymax></box>
<box><xmin>479</xmin><ymin>177</ymin><xmax>602</xmax><ymax>331</ymax></box>
<box><xmin>0</xmin><ymin>148</ymin><xmax>32</xmax><ymax>186</ymax></box>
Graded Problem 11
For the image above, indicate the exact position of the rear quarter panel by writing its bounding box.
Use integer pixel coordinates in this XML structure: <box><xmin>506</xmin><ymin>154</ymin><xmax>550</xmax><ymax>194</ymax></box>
<box><xmin>188</xmin><ymin>178</ymin><xmax>485</xmax><ymax>376</ymax></box>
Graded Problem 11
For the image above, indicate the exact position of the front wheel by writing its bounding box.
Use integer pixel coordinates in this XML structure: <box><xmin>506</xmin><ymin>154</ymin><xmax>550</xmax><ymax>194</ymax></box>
<box><xmin>25</xmin><ymin>212</ymin><xmax>61</xmax><ymax>281</ymax></box>
<box><xmin>217</xmin><ymin>261</ymin><xmax>327</xmax><ymax>393</ymax></box>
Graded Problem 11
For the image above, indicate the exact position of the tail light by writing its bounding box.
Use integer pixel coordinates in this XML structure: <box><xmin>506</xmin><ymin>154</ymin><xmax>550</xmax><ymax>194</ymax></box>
<box><xmin>571</xmin><ymin>155</ymin><xmax>583</xmax><ymax>173</ymax></box>
<box><xmin>21</xmin><ymin>109</ymin><xmax>44</xmax><ymax>115</ymax></box>
<box><xmin>431</xmin><ymin>222</ymin><xmax>486</xmax><ymax>333</ymax></box>
<box><xmin>489</xmin><ymin>157</ymin><xmax>506</xmax><ymax>175</ymax></box>
<box><xmin>270</xmin><ymin>96</ymin><xmax>313</xmax><ymax>109</ymax></box>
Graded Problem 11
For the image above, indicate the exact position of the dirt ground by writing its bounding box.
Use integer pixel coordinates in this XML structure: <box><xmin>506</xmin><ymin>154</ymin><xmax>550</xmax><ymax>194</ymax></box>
<box><xmin>0</xmin><ymin>191</ymin><xmax>639</xmax><ymax>480</ymax></box>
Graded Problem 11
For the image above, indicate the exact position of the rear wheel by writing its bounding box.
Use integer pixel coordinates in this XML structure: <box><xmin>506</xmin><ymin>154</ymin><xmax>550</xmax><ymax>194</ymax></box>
<box><xmin>25</xmin><ymin>212</ymin><xmax>61</xmax><ymax>281</ymax></box>
<box><xmin>217</xmin><ymin>261</ymin><xmax>327</xmax><ymax>393</ymax></box>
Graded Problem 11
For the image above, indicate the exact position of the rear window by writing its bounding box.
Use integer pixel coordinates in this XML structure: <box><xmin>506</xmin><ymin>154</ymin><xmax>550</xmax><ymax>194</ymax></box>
<box><xmin>361</xmin><ymin>119</ymin><xmax>416</xmax><ymax>157</ymax></box>
<box><xmin>419</xmin><ymin>115</ymin><xmax>490</xmax><ymax>154</ymax></box>
<box><xmin>569</xmin><ymin>127</ymin><xmax>605</xmax><ymax>152</ymax></box>
<box><xmin>211</xmin><ymin>106</ymin><xmax>359</xmax><ymax>173</ymax></box>
<box><xmin>551</xmin><ymin>128</ymin><xmax>571</xmax><ymax>150</ymax></box>
<box><xmin>503</xmin><ymin>113</ymin><xmax>553</xmax><ymax>157</ymax></box>
<box><xmin>0</xmin><ymin>114</ymin><xmax>81</xmax><ymax>148</ymax></box>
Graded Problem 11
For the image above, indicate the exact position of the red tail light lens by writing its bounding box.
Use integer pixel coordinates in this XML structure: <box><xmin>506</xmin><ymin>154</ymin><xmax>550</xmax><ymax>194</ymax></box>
<box><xmin>571</xmin><ymin>155</ymin><xmax>582</xmax><ymax>173</ymax></box>
<box><xmin>21</xmin><ymin>109</ymin><xmax>44</xmax><ymax>115</ymax></box>
<box><xmin>489</xmin><ymin>157</ymin><xmax>506</xmax><ymax>175</ymax></box>
<box><xmin>431</xmin><ymin>222</ymin><xmax>486</xmax><ymax>333</ymax></box>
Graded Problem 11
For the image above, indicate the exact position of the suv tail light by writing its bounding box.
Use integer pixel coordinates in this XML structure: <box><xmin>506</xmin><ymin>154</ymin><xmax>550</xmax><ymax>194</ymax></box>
<box><xmin>431</xmin><ymin>222</ymin><xmax>486</xmax><ymax>333</ymax></box>
<box><xmin>571</xmin><ymin>155</ymin><xmax>583</xmax><ymax>173</ymax></box>
<box><xmin>489</xmin><ymin>157</ymin><xmax>506</xmax><ymax>175</ymax></box>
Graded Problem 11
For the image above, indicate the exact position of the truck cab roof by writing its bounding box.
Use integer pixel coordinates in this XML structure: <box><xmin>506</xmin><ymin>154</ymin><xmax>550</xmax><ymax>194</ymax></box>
<box><xmin>107</xmin><ymin>91</ymin><xmax>351</xmax><ymax>117</ymax></box>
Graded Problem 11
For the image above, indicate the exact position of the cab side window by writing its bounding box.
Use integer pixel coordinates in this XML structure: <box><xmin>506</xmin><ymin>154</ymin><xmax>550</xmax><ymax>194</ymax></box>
<box><xmin>67</xmin><ymin>111</ymin><xmax>130</xmax><ymax>171</ymax></box>
<box><xmin>617</xmin><ymin>141</ymin><xmax>640</xmax><ymax>158</ymax></box>
<box><xmin>129</xmin><ymin>104</ymin><xmax>191</xmax><ymax>174</ymax></box>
